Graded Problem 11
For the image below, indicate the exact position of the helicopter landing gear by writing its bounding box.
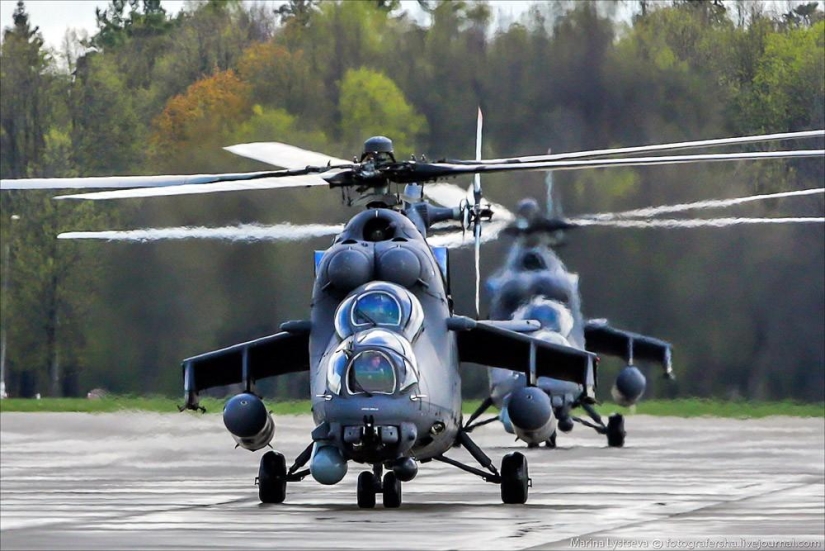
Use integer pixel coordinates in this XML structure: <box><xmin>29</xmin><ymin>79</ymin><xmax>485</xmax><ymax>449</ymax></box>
<box><xmin>357</xmin><ymin>471</ymin><xmax>377</xmax><ymax>508</ymax></box>
<box><xmin>434</xmin><ymin>429</ymin><xmax>531</xmax><ymax>505</ymax></box>
<box><xmin>382</xmin><ymin>472</ymin><xmax>402</xmax><ymax>508</ymax></box>
<box><xmin>572</xmin><ymin>402</ymin><xmax>627</xmax><ymax>448</ymax></box>
<box><xmin>463</xmin><ymin>396</ymin><xmax>499</xmax><ymax>433</ymax></box>
<box><xmin>357</xmin><ymin>464</ymin><xmax>402</xmax><ymax>508</ymax></box>
<box><xmin>257</xmin><ymin>451</ymin><xmax>287</xmax><ymax>503</ymax></box>
<box><xmin>256</xmin><ymin>443</ymin><xmax>312</xmax><ymax>504</ymax></box>
<box><xmin>500</xmin><ymin>452</ymin><xmax>529</xmax><ymax>504</ymax></box>
<box><xmin>606</xmin><ymin>414</ymin><xmax>625</xmax><ymax>448</ymax></box>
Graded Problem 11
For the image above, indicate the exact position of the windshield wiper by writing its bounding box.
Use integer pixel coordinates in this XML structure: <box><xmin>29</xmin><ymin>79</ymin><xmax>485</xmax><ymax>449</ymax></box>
<box><xmin>350</xmin><ymin>377</ymin><xmax>373</xmax><ymax>397</ymax></box>
<box><xmin>355</xmin><ymin>308</ymin><xmax>379</xmax><ymax>327</ymax></box>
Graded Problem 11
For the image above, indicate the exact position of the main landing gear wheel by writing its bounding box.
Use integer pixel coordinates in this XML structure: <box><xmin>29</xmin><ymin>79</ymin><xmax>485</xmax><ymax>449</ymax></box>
<box><xmin>357</xmin><ymin>471</ymin><xmax>377</xmax><ymax>509</ymax></box>
<box><xmin>500</xmin><ymin>452</ymin><xmax>529</xmax><ymax>504</ymax></box>
<box><xmin>382</xmin><ymin>472</ymin><xmax>402</xmax><ymax>508</ymax></box>
<box><xmin>258</xmin><ymin>451</ymin><xmax>287</xmax><ymax>504</ymax></box>
<box><xmin>606</xmin><ymin>413</ymin><xmax>626</xmax><ymax>448</ymax></box>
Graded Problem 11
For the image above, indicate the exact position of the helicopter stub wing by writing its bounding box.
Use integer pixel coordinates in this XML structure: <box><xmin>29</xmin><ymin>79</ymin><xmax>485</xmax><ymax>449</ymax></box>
<box><xmin>181</xmin><ymin>329</ymin><xmax>310</xmax><ymax>409</ymax></box>
<box><xmin>449</xmin><ymin>316</ymin><xmax>597</xmax><ymax>392</ymax></box>
<box><xmin>584</xmin><ymin>320</ymin><xmax>673</xmax><ymax>379</ymax></box>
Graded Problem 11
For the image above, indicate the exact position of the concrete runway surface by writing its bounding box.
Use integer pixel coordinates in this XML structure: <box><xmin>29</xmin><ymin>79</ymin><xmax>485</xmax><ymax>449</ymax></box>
<box><xmin>1</xmin><ymin>412</ymin><xmax>823</xmax><ymax>550</ymax></box>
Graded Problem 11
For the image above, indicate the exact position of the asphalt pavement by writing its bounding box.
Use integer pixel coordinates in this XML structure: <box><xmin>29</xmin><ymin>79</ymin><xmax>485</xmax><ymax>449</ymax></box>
<box><xmin>1</xmin><ymin>411</ymin><xmax>822</xmax><ymax>550</ymax></box>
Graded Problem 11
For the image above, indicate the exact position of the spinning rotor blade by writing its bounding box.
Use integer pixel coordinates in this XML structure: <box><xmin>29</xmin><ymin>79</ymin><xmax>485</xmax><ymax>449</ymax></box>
<box><xmin>424</xmin><ymin>150</ymin><xmax>825</xmax><ymax>180</ymax></box>
<box><xmin>571</xmin><ymin>217</ymin><xmax>825</xmax><ymax>228</ymax></box>
<box><xmin>54</xmin><ymin>174</ymin><xmax>332</xmax><ymax>201</ymax></box>
<box><xmin>470</xmin><ymin>129</ymin><xmax>825</xmax><ymax>164</ymax></box>
<box><xmin>0</xmin><ymin>171</ymin><xmax>306</xmax><ymax>190</ymax></box>
<box><xmin>224</xmin><ymin>142</ymin><xmax>350</xmax><ymax>169</ymax></box>
<box><xmin>428</xmin><ymin>219</ymin><xmax>510</xmax><ymax>248</ymax></box>
<box><xmin>581</xmin><ymin>188</ymin><xmax>825</xmax><ymax>221</ymax></box>
<box><xmin>421</xmin><ymin>183</ymin><xmax>469</xmax><ymax>208</ymax></box>
<box><xmin>58</xmin><ymin>223</ymin><xmax>344</xmax><ymax>242</ymax></box>
<box><xmin>474</xmin><ymin>108</ymin><xmax>483</xmax><ymax>317</ymax></box>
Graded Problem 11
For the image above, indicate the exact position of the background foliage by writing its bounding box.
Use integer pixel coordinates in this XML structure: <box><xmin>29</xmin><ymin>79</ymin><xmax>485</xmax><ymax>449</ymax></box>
<box><xmin>1</xmin><ymin>0</ymin><xmax>823</xmax><ymax>402</ymax></box>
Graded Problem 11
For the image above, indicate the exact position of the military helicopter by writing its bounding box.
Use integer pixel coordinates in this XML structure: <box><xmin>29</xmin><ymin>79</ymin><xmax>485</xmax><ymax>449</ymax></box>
<box><xmin>1</xmin><ymin>123</ymin><xmax>822</xmax><ymax>509</ymax></box>
<box><xmin>443</xmin><ymin>123</ymin><xmax>823</xmax><ymax>450</ymax></box>
<box><xmin>463</xmin><ymin>197</ymin><xmax>673</xmax><ymax>449</ymax></box>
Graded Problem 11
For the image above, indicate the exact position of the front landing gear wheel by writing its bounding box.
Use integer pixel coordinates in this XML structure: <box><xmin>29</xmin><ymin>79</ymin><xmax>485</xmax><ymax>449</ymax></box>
<box><xmin>545</xmin><ymin>430</ymin><xmax>557</xmax><ymax>448</ymax></box>
<box><xmin>357</xmin><ymin>471</ymin><xmax>377</xmax><ymax>508</ymax></box>
<box><xmin>606</xmin><ymin>414</ymin><xmax>625</xmax><ymax>448</ymax></box>
<box><xmin>382</xmin><ymin>472</ymin><xmax>402</xmax><ymax>508</ymax></box>
<box><xmin>500</xmin><ymin>452</ymin><xmax>529</xmax><ymax>504</ymax></box>
<box><xmin>258</xmin><ymin>451</ymin><xmax>287</xmax><ymax>504</ymax></box>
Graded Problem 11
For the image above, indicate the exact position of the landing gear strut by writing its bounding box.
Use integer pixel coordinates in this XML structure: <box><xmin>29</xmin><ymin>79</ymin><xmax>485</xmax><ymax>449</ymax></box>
<box><xmin>434</xmin><ymin>429</ymin><xmax>531</xmax><ymax>504</ymax></box>
<box><xmin>256</xmin><ymin>443</ymin><xmax>313</xmax><ymax>504</ymax></box>
<box><xmin>357</xmin><ymin>464</ymin><xmax>402</xmax><ymax>509</ymax></box>
<box><xmin>572</xmin><ymin>402</ymin><xmax>626</xmax><ymax>447</ymax></box>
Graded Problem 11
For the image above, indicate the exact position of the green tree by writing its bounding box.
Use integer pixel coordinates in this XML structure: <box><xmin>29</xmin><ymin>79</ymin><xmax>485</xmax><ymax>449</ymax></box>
<box><xmin>338</xmin><ymin>67</ymin><xmax>427</xmax><ymax>155</ymax></box>
<box><xmin>70</xmin><ymin>53</ymin><xmax>143</xmax><ymax>176</ymax></box>
<box><xmin>0</xmin><ymin>1</ymin><xmax>51</xmax><ymax>178</ymax></box>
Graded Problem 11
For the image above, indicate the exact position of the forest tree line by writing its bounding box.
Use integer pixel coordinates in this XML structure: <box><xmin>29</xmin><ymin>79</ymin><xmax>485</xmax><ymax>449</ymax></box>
<box><xmin>0</xmin><ymin>0</ymin><xmax>823</xmax><ymax>401</ymax></box>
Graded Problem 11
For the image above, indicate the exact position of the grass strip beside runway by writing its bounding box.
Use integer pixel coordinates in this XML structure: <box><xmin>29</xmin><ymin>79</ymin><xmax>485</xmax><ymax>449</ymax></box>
<box><xmin>1</xmin><ymin>397</ymin><xmax>822</xmax><ymax>417</ymax></box>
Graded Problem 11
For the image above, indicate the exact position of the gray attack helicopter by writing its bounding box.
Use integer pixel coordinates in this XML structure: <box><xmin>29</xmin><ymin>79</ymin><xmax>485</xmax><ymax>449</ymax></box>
<box><xmin>1</xmin><ymin>123</ymin><xmax>823</xmax><ymax>508</ymax></box>
<box><xmin>434</xmin><ymin>125</ymin><xmax>824</xmax><ymax>451</ymax></box>
<box><xmin>463</xmin><ymin>197</ymin><xmax>673</xmax><ymax>449</ymax></box>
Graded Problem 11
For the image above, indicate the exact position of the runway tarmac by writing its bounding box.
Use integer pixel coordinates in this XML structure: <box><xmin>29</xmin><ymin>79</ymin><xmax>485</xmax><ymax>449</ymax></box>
<box><xmin>1</xmin><ymin>411</ymin><xmax>823</xmax><ymax>550</ymax></box>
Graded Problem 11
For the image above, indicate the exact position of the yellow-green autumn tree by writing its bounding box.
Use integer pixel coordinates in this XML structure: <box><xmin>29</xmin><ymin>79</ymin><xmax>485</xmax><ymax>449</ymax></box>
<box><xmin>338</xmin><ymin>67</ymin><xmax>427</xmax><ymax>156</ymax></box>
<box><xmin>150</xmin><ymin>68</ymin><xmax>251</xmax><ymax>172</ymax></box>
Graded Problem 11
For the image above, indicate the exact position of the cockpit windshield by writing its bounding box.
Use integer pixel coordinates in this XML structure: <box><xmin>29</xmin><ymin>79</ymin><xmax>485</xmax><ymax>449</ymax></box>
<box><xmin>325</xmin><ymin>328</ymin><xmax>420</xmax><ymax>396</ymax></box>
<box><xmin>334</xmin><ymin>282</ymin><xmax>424</xmax><ymax>341</ymax></box>
<box><xmin>514</xmin><ymin>299</ymin><xmax>574</xmax><ymax>337</ymax></box>
<box><xmin>352</xmin><ymin>291</ymin><xmax>402</xmax><ymax>327</ymax></box>
<box><xmin>347</xmin><ymin>351</ymin><xmax>396</xmax><ymax>394</ymax></box>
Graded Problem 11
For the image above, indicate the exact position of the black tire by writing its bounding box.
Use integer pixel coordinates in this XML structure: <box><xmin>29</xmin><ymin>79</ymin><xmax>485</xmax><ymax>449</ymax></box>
<box><xmin>357</xmin><ymin>471</ymin><xmax>377</xmax><ymax>509</ymax></box>
<box><xmin>258</xmin><ymin>451</ymin><xmax>287</xmax><ymax>504</ymax></box>
<box><xmin>545</xmin><ymin>430</ymin><xmax>557</xmax><ymax>448</ymax></box>
<box><xmin>500</xmin><ymin>452</ymin><xmax>529</xmax><ymax>504</ymax></box>
<box><xmin>606</xmin><ymin>413</ymin><xmax>626</xmax><ymax>448</ymax></box>
<box><xmin>382</xmin><ymin>471</ymin><xmax>402</xmax><ymax>508</ymax></box>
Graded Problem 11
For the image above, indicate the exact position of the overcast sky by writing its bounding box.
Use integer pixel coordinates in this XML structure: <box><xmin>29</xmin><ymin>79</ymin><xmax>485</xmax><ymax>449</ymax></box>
<box><xmin>0</xmin><ymin>0</ymin><xmax>540</xmax><ymax>51</ymax></box>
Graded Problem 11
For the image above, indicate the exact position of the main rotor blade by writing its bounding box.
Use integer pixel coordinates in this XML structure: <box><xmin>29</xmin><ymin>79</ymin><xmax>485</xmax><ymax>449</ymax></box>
<box><xmin>422</xmin><ymin>183</ymin><xmax>473</xmax><ymax>208</ymax></box>
<box><xmin>0</xmin><ymin>171</ymin><xmax>304</xmax><ymax>190</ymax></box>
<box><xmin>224</xmin><ymin>142</ymin><xmax>350</xmax><ymax>169</ymax></box>
<box><xmin>570</xmin><ymin>217</ymin><xmax>825</xmax><ymax>228</ymax></box>
<box><xmin>428</xmin><ymin>219</ymin><xmax>510</xmax><ymax>248</ymax></box>
<box><xmin>58</xmin><ymin>223</ymin><xmax>344</xmax><ymax>242</ymax></box>
<box><xmin>428</xmin><ymin>150</ymin><xmax>825</xmax><ymax>179</ymax></box>
<box><xmin>53</xmin><ymin>174</ymin><xmax>332</xmax><ymax>201</ymax></box>
<box><xmin>474</xmin><ymin>107</ymin><xmax>484</xmax><ymax>318</ymax></box>
<box><xmin>581</xmin><ymin>188</ymin><xmax>825</xmax><ymax>221</ymax></box>
<box><xmin>475</xmin><ymin>130</ymin><xmax>825</xmax><ymax>164</ymax></box>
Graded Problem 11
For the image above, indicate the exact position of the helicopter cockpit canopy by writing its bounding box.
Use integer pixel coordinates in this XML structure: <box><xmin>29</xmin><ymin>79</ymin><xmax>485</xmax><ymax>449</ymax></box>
<box><xmin>513</xmin><ymin>298</ymin><xmax>575</xmax><ymax>338</ymax></box>
<box><xmin>334</xmin><ymin>282</ymin><xmax>424</xmax><ymax>341</ymax></box>
<box><xmin>326</xmin><ymin>328</ymin><xmax>420</xmax><ymax>396</ymax></box>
